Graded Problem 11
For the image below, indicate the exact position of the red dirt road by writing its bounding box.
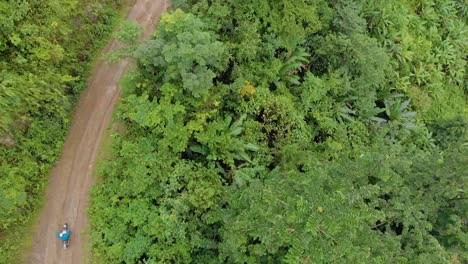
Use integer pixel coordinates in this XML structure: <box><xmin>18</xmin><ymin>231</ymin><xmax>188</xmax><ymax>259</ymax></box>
<box><xmin>28</xmin><ymin>1</ymin><xmax>167</xmax><ymax>263</ymax></box>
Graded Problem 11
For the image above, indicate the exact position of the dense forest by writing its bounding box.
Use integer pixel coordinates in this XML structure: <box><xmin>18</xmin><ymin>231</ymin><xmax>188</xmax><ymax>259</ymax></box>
<box><xmin>0</xmin><ymin>0</ymin><xmax>465</xmax><ymax>263</ymax></box>
<box><xmin>0</xmin><ymin>0</ymin><xmax>122</xmax><ymax>261</ymax></box>
<box><xmin>89</xmin><ymin>0</ymin><xmax>467</xmax><ymax>263</ymax></box>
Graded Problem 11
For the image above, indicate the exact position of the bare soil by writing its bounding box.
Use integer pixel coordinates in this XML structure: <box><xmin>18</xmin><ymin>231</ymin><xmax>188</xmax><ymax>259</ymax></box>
<box><xmin>28</xmin><ymin>1</ymin><xmax>167</xmax><ymax>263</ymax></box>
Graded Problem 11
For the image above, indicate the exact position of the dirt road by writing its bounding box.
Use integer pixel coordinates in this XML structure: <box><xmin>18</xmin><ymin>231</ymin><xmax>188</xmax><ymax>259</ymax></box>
<box><xmin>28</xmin><ymin>1</ymin><xmax>167</xmax><ymax>263</ymax></box>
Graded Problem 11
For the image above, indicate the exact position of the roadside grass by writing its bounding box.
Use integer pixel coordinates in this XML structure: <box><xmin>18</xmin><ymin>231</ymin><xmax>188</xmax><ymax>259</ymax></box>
<box><xmin>85</xmin><ymin>120</ymin><xmax>126</xmax><ymax>264</ymax></box>
<box><xmin>0</xmin><ymin>198</ymin><xmax>44</xmax><ymax>264</ymax></box>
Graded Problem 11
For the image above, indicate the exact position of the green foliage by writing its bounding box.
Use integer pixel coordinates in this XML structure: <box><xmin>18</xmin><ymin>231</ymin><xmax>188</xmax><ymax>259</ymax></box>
<box><xmin>90</xmin><ymin>134</ymin><xmax>224</xmax><ymax>263</ymax></box>
<box><xmin>90</xmin><ymin>1</ymin><xmax>467</xmax><ymax>264</ymax></box>
<box><xmin>191</xmin><ymin>113</ymin><xmax>259</xmax><ymax>166</ymax></box>
<box><xmin>107</xmin><ymin>20</ymin><xmax>143</xmax><ymax>62</ymax></box>
<box><xmin>220</xmin><ymin>166</ymin><xmax>382</xmax><ymax>263</ymax></box>
<box><xmin>135</xmin><ymin>9</ymin><xmax>228</xmax><ymax>98</ymax></box>
<box><xmin>274</xmin><ymin>48</ymin><xmax>310</xmax><ymax>89</ymax></box>
<box><xmin>115</xmin><ymin>20</ymin><xmax>142</xmax><ymax>44</ymax></box>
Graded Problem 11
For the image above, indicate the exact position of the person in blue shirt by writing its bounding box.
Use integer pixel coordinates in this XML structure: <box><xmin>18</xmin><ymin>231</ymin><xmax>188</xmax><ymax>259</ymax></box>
<box><xmin>57</xmin><ymin>224</ymin><xmax>70</xmax><ymax>248</ymax></box>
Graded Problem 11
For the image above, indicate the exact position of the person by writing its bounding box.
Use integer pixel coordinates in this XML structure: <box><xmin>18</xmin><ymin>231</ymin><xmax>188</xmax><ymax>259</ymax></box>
<box><xmin>57</xmin><ymin>224</ymin><xmax>70</xmax><ymax>247</ymax></box>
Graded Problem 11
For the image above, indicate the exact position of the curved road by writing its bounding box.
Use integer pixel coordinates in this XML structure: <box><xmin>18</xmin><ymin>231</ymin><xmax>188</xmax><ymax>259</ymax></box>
<box><xmin>28</xmin><ymin>1</ymin><xmax>168</xmax><ymax>263</ymax></box>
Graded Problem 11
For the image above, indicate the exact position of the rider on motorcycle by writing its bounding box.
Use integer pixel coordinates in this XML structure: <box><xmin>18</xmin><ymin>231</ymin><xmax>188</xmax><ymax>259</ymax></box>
<box><xmin>57</xmin><ymin>224</ymin><xmax>70</xmax><ymax>247</ymax></box>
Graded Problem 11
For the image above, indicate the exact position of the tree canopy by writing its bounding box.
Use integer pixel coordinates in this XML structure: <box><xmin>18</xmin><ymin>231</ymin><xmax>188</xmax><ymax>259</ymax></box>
<box><xmin>82</xmin><ymin>0</ymin><xmax>468</xmax><ymax>263</ymax></box>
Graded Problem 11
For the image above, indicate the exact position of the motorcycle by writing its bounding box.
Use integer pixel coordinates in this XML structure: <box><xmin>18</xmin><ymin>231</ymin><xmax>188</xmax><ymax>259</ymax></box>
<box><xmin>57</xmin><ymin>223</ymin><xmax>71</xmax><ymax>249</ymax></box>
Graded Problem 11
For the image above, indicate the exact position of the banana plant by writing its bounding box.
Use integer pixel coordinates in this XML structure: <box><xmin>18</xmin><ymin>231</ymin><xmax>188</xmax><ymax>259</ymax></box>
<box><xmin>232</xmin><ymin>165</ymin><xmax>265</xmax><ymax>187</ymax></box>
<box><xmin>370</xmin><ymin>95</ymin><xmax>416</xmax><ymax>129</ymax></box>
<box><xmin>190</xmin><ymin>114</ymin><xmax>259</xmax><ymax>165</ymax></box>
<box><xmin>274</xmin><ymin>48</ymin><xmax>310</xmax><ymax>89</ymax></box>
<box><xmin>336</xmin><ymin>105</ymin><xmax>356</xmax><ymax>123</ymax></box>
<box><xmin>384</xmin><ymin>98</ymin><xmax>415</xmax><ymax>122</ymax></box>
